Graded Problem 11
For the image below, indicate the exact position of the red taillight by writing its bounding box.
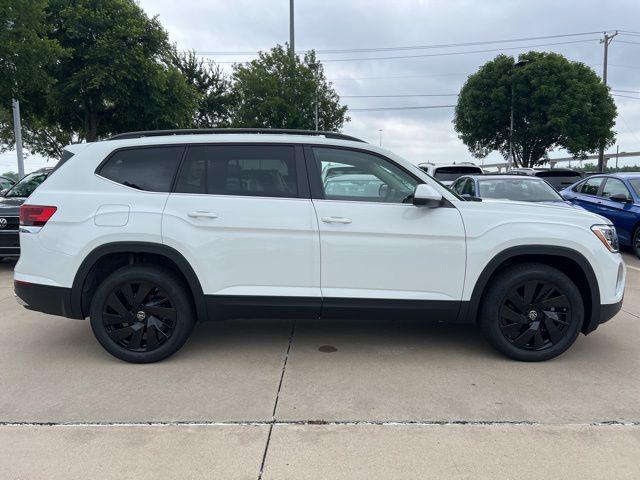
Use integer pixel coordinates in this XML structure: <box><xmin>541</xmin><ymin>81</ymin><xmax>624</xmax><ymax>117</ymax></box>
<box><xmin>20</xmin><ymin>205</ymin><xmax>57</xmax><ymax>227</ymax></box>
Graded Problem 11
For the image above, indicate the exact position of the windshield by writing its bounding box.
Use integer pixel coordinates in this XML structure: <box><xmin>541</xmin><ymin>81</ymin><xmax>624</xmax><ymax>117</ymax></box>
<box><xmin>434</xmin><ymin>166</ymin><xmax>483</xmax><ymax>181</ymax></box>
<box><xmin>629</xmin><ymin>178</ymin><xmax>640</xmax><ymax>198</ymax></box>
<box><xmin>5</xmin><ymin>172</ymin><xmax>49</xmax><ymax>198</ymax></box>
<box><xmin>478</xmin><ymin>178</ymin><xmax>563</xmax><ymax>202</ymax></box>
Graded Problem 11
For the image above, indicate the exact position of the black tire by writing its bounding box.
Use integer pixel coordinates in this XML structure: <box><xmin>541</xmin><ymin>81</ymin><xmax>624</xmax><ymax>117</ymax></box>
<box><xmin>480</xmin><ymin>263</ymin><xmax>584</xmax><ymax>362</ymax></box>
<box><xmin>633</xmin><ymin>226</ymin><xmax>640</xmax><ymax>259</ymax></box>
<box><xmin>90</xmin><ymin>265</ymin><xmax>195</xmax><ymax>363</ymax></box>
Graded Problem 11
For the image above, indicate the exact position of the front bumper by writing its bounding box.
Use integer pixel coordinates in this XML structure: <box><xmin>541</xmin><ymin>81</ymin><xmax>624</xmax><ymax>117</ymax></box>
<box><xmin>0</xmin><ymin>230</ymin><xmax>20</xmax><ymax>257</ymax></box>
<box><xmin>14</xmin><ymin>280</ymin><xmax>75</xmax><ymax>318</ymax></box>
<box><xmin>599</xmin><ymin>297</ymin><xmax>624</xmax><ymax>325</ymax></box>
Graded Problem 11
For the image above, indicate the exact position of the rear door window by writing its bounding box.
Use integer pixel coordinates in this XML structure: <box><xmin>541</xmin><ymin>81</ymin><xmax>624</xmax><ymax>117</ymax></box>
<box><xmin>579</xmin><ymin>177</ymin><xmax>604</xmax><ymax>196</ymax></box>
<box><xmin>98</xmin><ymin>146</ymin><xmax>185</xmax><ymax>192</ymax></box>
<box><xmin>174</xmin><ymin>145</ymin><xmax>298</xmax><ymax>198</ymax></box>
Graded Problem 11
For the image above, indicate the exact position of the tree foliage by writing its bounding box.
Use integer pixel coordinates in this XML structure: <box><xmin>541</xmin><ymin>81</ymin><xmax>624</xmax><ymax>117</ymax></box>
<box><xmin>0</xmin><ymin>0</ymin><xmax>66</xmax><ymax>156</ymax></box>
<box><xmin>171</xmin><ymin>51</ymin><xmax>234</xmax><ymax>128</ymax></box>
<box><xmin>231</xmin><ymin>45</ymin><xmax>348</xmax><ymax>131</ymax></box>
<box><xmin>454</xmin><ymin>52</ymin><xmax>617</xmax><ymax>168</ymax></box>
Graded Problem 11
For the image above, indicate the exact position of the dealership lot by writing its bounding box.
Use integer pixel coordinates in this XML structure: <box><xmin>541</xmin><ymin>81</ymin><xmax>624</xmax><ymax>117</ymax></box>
<box><xmin>1</xmin><ymin>255</ymin><xmax>639</xmax><ymax>479</ymax></box>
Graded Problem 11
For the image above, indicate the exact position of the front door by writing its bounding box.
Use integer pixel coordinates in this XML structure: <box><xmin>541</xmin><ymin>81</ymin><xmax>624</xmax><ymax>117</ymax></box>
<box><xmin>306</xmin><ymin>146</ymin><xmax>466</xmax><ymax>320</ymax></box>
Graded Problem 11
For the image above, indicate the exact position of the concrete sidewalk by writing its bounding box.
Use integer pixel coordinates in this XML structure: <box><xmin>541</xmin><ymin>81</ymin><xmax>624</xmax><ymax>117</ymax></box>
<box><xmin>1</xmin><ymin>254</ymin><xmax>639</xmax><ymax>479</ymax></box>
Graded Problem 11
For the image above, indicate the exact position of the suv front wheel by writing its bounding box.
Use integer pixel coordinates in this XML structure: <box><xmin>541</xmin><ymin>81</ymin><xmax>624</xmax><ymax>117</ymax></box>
<box><xmin>89</xmin><ymin>265</ymin><xmax>195</xmax><ymax>363</ymax></box>
<box><xmin>480</xmin><ymin>263</ymin><xmax>584</xmax><ymax>361</ymax></box>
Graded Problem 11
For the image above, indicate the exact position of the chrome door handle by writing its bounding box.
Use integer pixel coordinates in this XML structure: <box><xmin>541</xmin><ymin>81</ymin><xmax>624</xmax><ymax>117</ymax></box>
<box><xmin>187</xmin><ymin>211</ymin><xmax>218</xmax><ymax>219</ymax></box>
<box><xmin>321</xmin><ymin>216</ymin><xmax>352</xmax><ymax>224</ymax></box>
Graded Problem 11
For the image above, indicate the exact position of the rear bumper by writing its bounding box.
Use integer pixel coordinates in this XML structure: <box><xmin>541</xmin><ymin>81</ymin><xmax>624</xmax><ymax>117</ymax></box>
<box><xmin>14</xmin><ymin>280</ymin><xmax>79</xmax><ymax>318</ymax></box>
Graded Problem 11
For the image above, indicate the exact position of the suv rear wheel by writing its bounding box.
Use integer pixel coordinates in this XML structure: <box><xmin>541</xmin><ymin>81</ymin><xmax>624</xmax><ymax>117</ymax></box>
<box><xmin>480</xmin><ymin>263</ymin><xmax>584</xmax><ymax>361</ymax></box>
<box><xmin>89</xmin><ymin>265</ymin><xmax>195</xmax><ymax>363</ymax></box>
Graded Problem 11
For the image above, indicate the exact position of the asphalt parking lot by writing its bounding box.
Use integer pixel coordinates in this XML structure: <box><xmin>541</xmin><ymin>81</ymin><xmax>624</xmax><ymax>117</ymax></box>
<box><xmin>1</xmin><ymin>254</ymin><xmax>639</xmax><ymax>479</ymax></box>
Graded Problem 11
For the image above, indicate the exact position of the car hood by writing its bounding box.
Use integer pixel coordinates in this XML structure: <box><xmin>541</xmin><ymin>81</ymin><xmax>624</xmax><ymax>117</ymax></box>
<box><xmin>0</xmin><ymin>196</ymin><xmax>26</xmax><ymax>216</ymax></box>
<box><xmin>457</xmin><ymin>198</ymin><xmax>610</xmax><ymax>228</ymax></box>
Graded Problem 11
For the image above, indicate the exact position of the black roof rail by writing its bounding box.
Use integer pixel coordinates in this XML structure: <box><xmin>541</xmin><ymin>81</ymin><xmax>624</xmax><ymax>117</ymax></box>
<box><xmin>108</xmin><ymin>128</ymin><xmax>366</xmax><ymax>143</ymax></box>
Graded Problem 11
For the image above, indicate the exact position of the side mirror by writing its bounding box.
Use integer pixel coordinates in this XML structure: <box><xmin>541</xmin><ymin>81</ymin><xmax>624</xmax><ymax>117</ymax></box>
<box><xmin>610</xmin><ymin>193</ymin><xmax>630</xmax><ymax>203</ymax></box>
<box><xmin>413</xmin><ymin>184</ymin><xmax>443</xmax><ymax>207</ymax></box>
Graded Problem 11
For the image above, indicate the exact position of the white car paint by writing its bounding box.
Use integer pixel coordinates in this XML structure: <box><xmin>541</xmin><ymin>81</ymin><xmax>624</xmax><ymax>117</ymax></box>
<box><xmin>15</xmin><ymin>133</ymin><xmax>624</xmax><ymax>310</ymax></box>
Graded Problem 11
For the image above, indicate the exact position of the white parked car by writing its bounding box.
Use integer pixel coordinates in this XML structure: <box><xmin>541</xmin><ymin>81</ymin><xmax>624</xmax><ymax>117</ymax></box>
<box><xmin>417</xmin><ymin>162</ymin><xmax>484</xmax><ymax>186</ymax></box>
<box><xmin>14</xmin><ymin>129</ymin><xmax>625</xmax><ymax>363</ymax></box>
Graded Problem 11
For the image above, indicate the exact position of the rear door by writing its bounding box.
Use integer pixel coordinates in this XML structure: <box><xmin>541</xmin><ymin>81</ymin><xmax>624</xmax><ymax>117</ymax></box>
<box><xmin>306</xmin><ymin>146</ymin><xmax>466</xmax><ymax>320</ymax></box>
<box><xmin>569</xmin><ymin>176</ymin><xmax>605</xmax><ymax>213</ymax></box>
<box><xmin>162</xmin><ymin>143</ymin><xmax>321</xmax><ymax>318</ymax></box>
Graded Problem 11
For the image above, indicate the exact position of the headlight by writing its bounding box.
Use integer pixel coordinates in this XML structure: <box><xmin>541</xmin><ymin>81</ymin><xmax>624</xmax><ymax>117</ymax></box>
<box><xmin>591</xmin><ymin>224</ymin><xmax>619</xmax><ymax>253</ymax></box>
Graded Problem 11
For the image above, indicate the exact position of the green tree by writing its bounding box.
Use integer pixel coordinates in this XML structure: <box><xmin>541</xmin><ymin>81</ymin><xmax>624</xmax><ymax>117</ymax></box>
<box><xmin>454</xmin><ymin>52</ymin><xmax>617</xmax><ymax>168</ymax></box>
<box><xmin>0</xmin><ymin>0</ymin><xmax>66</xmax><ymax>155</ymax></box>
<box><xmin>231</xmin><ymin>45</ymin><xmax>348</xmax><ymax>131</ymax></box>
<box><xmin>3</xmin><ymin>0</ymin><xmax>199</xmax><ymax>158</ymax></box>
<box><xmin>171</xmin><ymin>51</ymin><xmax>234</xmax><ymax>128</ymax></box>
<box><xmin>46</xmin><ymin>0</ymin><xmax>197</xmax><ymax>143</ymax></box>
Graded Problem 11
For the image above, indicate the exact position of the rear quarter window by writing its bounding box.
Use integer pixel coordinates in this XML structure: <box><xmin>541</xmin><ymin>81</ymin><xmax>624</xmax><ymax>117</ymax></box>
<box><xmin>98</xmin><ymin>146</ymin><xmax>184</xmax><ymax>192</ymax></box>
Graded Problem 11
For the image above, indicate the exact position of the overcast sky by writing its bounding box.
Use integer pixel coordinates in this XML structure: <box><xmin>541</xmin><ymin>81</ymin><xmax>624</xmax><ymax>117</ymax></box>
<box><xmin>3</xmin><ymin>0</ymin><xmax>640</xmax><ymax>173</ymax></box>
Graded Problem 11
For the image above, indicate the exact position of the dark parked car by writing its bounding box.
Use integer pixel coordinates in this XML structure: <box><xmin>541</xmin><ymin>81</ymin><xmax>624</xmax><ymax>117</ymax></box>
<box><xmin>0</xmin><ymin>168</ymin><xmax>52</xmax><ymax>260</ymax></box>
<box><xmin>450</xmin><ymin>175</ymin><xmax>577</xmax><ymax>207</ymax></box>
<box><xmin>561</xmin><ymin>173</ymin><xmax>640</xmax><ymax>258</ymax></box>
<box><xmin>0</xmin><ymin>175</ymin><xmax>15</xmax><ymax>194</ymax></box>
<box><xmin>508</xmin><ymin>168</ymin><xmax>583</xmax><ymax>191</ymax></box>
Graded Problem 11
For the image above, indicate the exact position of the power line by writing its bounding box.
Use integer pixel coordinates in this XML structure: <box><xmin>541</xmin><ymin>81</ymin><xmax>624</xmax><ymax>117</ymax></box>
<box><xmin>617</xmin><ymin>40</ymin><xmax>640</xmax><ymax>45</ymax></box>
<box><xmin>202</xmin><ymin>38</ymin><xmax>600</xmax><ymax>64</ymax></box>
<box><xmin>329</xmin><ymin>72</ymin><xmax>468</xmax><ymax>81</ymax></box>
<box><xmin>187</xmin><ymin>30</ymin><xmax>611</xmax><ymax>55</ymax></box>
<box><xmin>316</xmin><ymin>39</ymin><xmax>600</xmax><ymax>62</ymax></box>
<box><xmin>348</xmin><ymin>104</ymin><xmax>456</xmax><ymax>111</ymax></box>
<box><xmin>612</xmin><ymin>89</ymin><xmax>640</xmax><ymax>94</ymax></box>
<box><xmin>342</xmin><ymin>93</ymin><xmax>458</xmax><ymax>98</ymax></box>
<box><xmin>612</xmin><ymin>94</ymin><xmax>640</xmax><ymax>100</ymax></box>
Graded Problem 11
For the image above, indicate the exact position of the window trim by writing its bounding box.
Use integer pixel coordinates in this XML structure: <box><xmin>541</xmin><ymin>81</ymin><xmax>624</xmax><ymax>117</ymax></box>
<box><xmin>302</xmin><ymin>144</ymin><xmax>424</xmax><ymax>203</ymax></box>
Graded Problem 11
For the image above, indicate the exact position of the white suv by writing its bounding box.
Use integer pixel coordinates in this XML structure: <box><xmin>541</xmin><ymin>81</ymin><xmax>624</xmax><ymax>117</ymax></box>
<box><xmin>14</xmin><ymin>129</ymin><xmax>625</xmax><ymax>363</ymax></box>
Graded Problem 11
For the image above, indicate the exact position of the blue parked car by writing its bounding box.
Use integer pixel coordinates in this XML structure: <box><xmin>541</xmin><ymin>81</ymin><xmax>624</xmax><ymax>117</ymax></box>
<box><xmin>561</xmin><ymin>173</ymin><xmax>640</xmax><ymax>258</ymax></box>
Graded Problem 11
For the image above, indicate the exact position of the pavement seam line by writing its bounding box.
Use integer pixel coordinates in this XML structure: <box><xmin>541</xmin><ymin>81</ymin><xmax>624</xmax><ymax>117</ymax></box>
<box><xmin>257</xmin><ymin>320</ymin><xmax>296</xmax><ymax>480</ymax></box>
<box><xmin>623</xmin><ymin>308</ymin><xmax>639</xmax><ymax>319</ymax></box>
<box><xmin>2</xmin><ymin>420</ymin><xmax>640</xmax><ymax>427</ymax></box>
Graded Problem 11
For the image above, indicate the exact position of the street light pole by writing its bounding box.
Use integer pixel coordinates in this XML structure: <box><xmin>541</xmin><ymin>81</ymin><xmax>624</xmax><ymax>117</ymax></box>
<box><xmin>508</xmin><ymin>60</ymin><xmax>530</xmax><ymax>171</ymax></box>
<box><xmin>597</xmin><ymin>30</ymin><xmax>618</xmax><ymax>172</ymax></box>
<box><xmin>289</xmin><ymin>0</ymin><xmax>295</xmax><ymax>59</ymax></box>
<box><xmin>12</xmin><ymin>99</ymin><xmax>25</xmax><ymax>178</ymax></box>
<box><xmin>378</xmin><ymin>129</ymin><xmax>383</xmax><ymax>147</ymax></box>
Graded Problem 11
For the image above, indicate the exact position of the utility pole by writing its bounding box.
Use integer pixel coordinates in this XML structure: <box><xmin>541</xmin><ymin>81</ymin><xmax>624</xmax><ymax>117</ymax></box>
<box><xmin>12</xmin><ymin>99</ymin><xmax>25</xmax><ymax>178</ymax></box>
<box><xmin>508</xmin><ymin>60</ymin><xmax>530</xmax><ymax>171</ymax></box>
<box><xmin>378</xmin><ymin>129</ymin><xmax>383</xmax><ymax>147</ymax></box>
<box><xmin>598</xmin><ymin>30</ymin><xmax>618</xmax><ymax>172</ymax></box>
<box><xmin>289</xmin><ymin>0</ymin><xmax>295</xmax><ymax>59</ymax></box>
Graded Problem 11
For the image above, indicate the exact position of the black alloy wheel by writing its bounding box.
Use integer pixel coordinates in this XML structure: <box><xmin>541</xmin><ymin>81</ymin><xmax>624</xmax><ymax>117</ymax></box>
<box><xmin>102</xmin><ymin>281</ymin><xmax>176</xmax><ymax>352</ymax></box>
<box><xmin>499</xmin><ymin>280</ymin><xmax>571</xmax><ymax>351</ymax></box>
<box><xmin>633</xmin><ymin>227</ymin><xmax>640</xmax><ymax>259</ymax></box>
<box><xmin>480</xmin><ymin>263</ymin><xmax>584</xmax><ymax>361</ymax></box>
<box><xmin>90</xmin><ymin>265</ymin><xmax>195</xmax><ymax>363</ymax></box>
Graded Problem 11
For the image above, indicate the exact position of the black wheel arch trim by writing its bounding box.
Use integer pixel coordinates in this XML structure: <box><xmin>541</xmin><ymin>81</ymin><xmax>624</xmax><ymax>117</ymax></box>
<box><xmin>459</xmin><ymin>245</ymin><xmax>601</xmax><ymax>333</ymax></box>
<box><xmin>71</xmin><ymin>242</ymin><xmax>207</xmax><ymax>322</ymax></box>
